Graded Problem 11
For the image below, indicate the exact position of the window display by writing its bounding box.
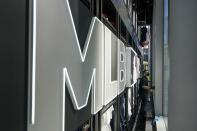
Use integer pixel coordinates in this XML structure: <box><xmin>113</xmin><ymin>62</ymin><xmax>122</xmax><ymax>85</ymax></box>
<box><xmin>101</xmin><ymin>106</ymin><xmax>114</xmax><ymax>131</ymax></box>
<box><xmin>127</xmin><ymin>88</ymin><xmax>132</xmax><ymax>120</ymax></box>
<box><xmin>119</xmin><ymin>95</ymin><xmax>126</xmax><ymax>131</ymax></box>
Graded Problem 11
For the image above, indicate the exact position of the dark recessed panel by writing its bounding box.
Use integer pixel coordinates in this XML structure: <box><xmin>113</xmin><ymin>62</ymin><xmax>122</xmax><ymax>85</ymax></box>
<box><xmin>65</xmin><ymin>85</ymin><xmax>92</xmax><ymax>131</ymax></box>
<box><xmin>68</xmin><ymin>0</ymin><xmax>94</xmax><ymax>50</ymax></box>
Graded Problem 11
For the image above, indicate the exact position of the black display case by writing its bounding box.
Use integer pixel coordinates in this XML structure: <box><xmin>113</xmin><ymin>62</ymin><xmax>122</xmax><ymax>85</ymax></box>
<box><xmin>75</xmin><ymin>118</ymin><xmax>92</xmax><ymax>131</ymax></box>
<box><xmin>120</xmin><ymin>19</ymin><xmax>127</xmax><ymax>44</ymax></box>
<box><xmin>101</xmin><ymin>0</ymin><xmax>118</xmax><ymax>34</ymax></box>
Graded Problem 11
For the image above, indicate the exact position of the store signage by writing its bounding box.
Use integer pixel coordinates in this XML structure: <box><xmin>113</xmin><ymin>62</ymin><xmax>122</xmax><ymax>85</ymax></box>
<box><xmin>103</xmin><ymin>26</ymin><xmax>118</xmax><ymax>105</ymax></box>
<box><xmin>30</xmin><ymin>1</ymin><xmax>138</xmax><ymax>130</ymax></box>
<box><xmin>29</xmin><ymin>0</ymin><xmax>140</xmax><ymax>131</ymax></box>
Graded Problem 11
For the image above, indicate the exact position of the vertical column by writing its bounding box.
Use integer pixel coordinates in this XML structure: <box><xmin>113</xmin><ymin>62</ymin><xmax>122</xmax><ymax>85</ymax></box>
<box><xmin>152</xmin><ymin>0</ymin><xmax>164</xmax><ymax>115</ymax></box>
<box><xmin>0</xmin><ymin>0</ymin><xmax>28</xmax><ymax>130</ymax></box>
<box><xmin>163</xmin><ymin>0</ymin><xmax>169</xmax><ymax>117</ymax></box>
<box><xmin>169</xmin><ymin>0</ymin><xmax>197</xmax><ymax>130</ymax></box>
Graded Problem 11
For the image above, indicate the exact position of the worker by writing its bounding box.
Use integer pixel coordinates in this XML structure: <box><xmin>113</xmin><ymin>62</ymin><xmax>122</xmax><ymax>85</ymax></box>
<box><xmin>138</xmin><ymin>70</ymin><xmax>155</xmax><ymax>129</ymax></box>
<box><xmin>139</xmin><ymin>70</ymin><xmax>154</xmax><ymax>101</ymax></box>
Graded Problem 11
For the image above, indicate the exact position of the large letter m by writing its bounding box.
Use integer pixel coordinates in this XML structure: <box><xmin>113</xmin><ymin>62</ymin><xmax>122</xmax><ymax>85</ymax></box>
<box><xmin>31</xmin><ymin>0</ymin><xmax>104</xmax><ymax>123</ymax></box>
